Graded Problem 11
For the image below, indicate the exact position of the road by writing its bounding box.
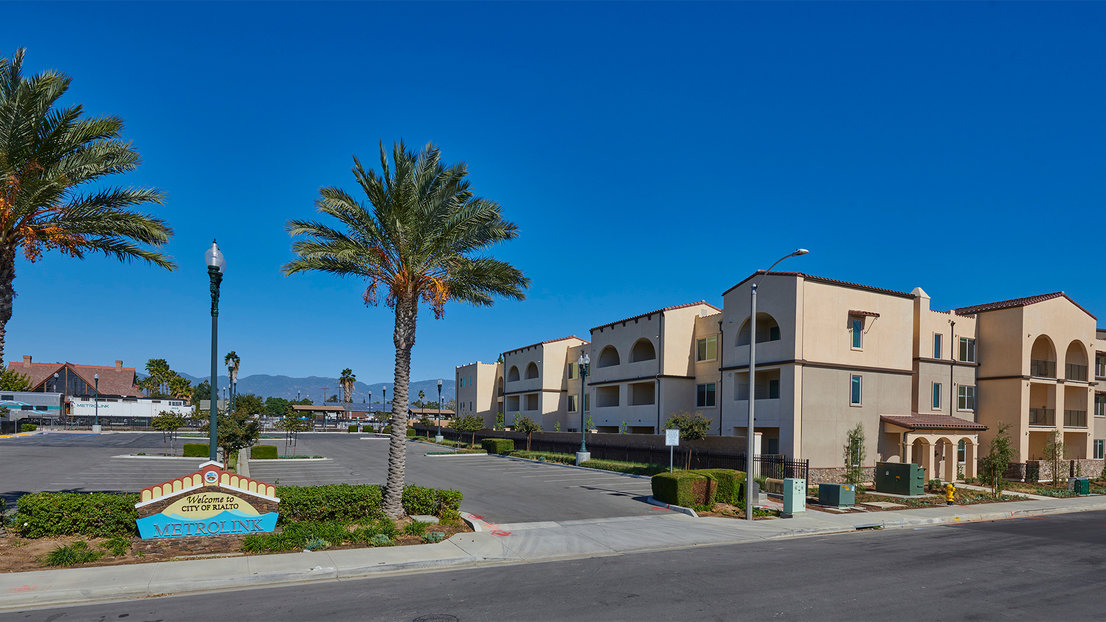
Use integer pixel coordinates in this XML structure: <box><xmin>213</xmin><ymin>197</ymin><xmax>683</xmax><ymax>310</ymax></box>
<box><xmin>0</xmin><ymin>433</ymin><xmax>659</xmax><ymax>523</ymax></box>
<box><xmin>7</xmin><ymin>510</ymin><xmax>1105</xmax><ymax>621</ymax></box>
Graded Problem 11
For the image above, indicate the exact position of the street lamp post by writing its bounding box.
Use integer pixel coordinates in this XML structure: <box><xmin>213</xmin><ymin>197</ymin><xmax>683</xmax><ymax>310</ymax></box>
<box><xmin>745</xmin><ymin>248</ymin><xmax>808</xmax><ymax>521</ymax></box>
<box><xmin>92</xmin><ymin>373</ymin><xmax>100</xmax><ymax>433</ymax></box>
<box><xmin>435</xmin><ymin>379</ymin><xmax>443</xmax><ymax>442</ymax></box>
<box><xmin>206</xmin><ymin>240</ymin><xmax>226</xmax><ymax>462</ymax></box>
<box><xmin>576</xmin><ymin>352</ymin><xmax>591</xmax><ymax>464</ymax></box>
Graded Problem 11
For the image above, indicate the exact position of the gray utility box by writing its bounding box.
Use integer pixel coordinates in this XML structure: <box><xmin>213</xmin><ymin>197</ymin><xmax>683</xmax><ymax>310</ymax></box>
<box><xmin>782</xmin><ymin>477</ymin><xmax>807</xmax><ymax>516</ymax></box>
<box><xmin>818</xmin><ymin>483</ymin><xmax>856</xmax><ymax>507</ymax></box>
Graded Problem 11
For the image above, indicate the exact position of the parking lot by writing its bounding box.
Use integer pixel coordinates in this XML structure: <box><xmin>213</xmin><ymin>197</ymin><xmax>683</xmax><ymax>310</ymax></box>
<box><xmin>0</xmin><ymin>433</ymin><xmax>664</xmax><ymax>524</ymax></box>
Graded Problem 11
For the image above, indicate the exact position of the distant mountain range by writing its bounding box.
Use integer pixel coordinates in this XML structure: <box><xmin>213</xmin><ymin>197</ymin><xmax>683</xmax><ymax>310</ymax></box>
<box><xmin>164</xmin><ymin>372</ymin><xmax>456</xmax><ymax>406</ymax></box>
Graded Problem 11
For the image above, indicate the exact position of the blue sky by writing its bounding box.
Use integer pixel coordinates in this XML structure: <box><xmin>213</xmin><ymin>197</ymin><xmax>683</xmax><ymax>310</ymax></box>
<box><xmin>3</xmin><ymin>1</ymin><xmax>1105</xmax><ymax>384</ymax></box>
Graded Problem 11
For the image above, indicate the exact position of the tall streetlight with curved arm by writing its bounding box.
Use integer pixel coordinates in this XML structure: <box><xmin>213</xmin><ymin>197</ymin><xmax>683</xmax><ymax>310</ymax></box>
<box><xmin>746</xmin><ymin>248</ymin><xmax>808</xmax><ymax>521</ymax></box>
<box><xmin>205</xmin><ymin>240</ymin><xmax>226</xmax><ymax>462</ymax></box>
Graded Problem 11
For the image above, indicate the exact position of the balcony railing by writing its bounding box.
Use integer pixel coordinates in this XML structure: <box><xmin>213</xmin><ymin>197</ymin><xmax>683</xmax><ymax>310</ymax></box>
<box><xmin>1029</xmin><ymin>407</ymin><xmax>1055</xmax><ymax>426</ymax></box>
<box><xmin>1066</xmin><ymin>364</ymin><xmax>1088</xmax><ymax>382</ymax></box>
<box><xmin>1064</xmin><ymin>409</ymin><xmax>1088</xmax><ymax>427</ymax></box>
<box><xmin>1030</xmin><ymin>359</ymin><xmax>1056</xmax><ymax>378</ymax></box>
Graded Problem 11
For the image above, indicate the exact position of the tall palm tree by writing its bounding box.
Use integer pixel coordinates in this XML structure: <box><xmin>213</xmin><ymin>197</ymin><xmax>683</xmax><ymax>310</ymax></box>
<box><xmin>284</xmin><ymin>141</ymin><xmax>528</xmax><ymax>518</ymax></box>
<box><xmin>224</xmin><ymin>351</ymin><xmax>240</xmax><ymax>410</ymax></box>
<box><xmin>339</xmin><ymin>368</ymin><xmax>356</xmax><ymax>403</ymax></box>
<box><xmin>0</xmin><ymin>49</ymin><xmax>174</xmax><ymax>362</ymax></box>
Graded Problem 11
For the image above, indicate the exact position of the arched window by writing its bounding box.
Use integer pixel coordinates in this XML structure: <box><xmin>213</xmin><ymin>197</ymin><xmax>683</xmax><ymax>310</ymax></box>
<box><xmin>525</xmin><ymin>362</ymin><xmax>539</xmax><ymax>379</ymax></box>
<box><xmin>1066</xmin><ymin>340</ymin><xmax>1089</xmax><ymax>381</ymax></box>
<box><xmin>597</xmin><ymin>345</ymin><xmax>620</xmax><ymax>368</ymax></box>
<box><xmin>507</xmin><ymin>366</ymin><xmax>520</xmax><ymax>382</ymax></box>
<box><xmin>629</xmin><ymin>339</ymin><xmax>656</xmax><ymax>362</ymax></box>
<box><xmin>1030</xmin><ymin>335</ymin><xmax>1057</xmax><ymax>377</ymax></box>
<box><xmin>736</xmin><ymin>313</ymin><xmax>781</xmax><ymax>346</ymax></box>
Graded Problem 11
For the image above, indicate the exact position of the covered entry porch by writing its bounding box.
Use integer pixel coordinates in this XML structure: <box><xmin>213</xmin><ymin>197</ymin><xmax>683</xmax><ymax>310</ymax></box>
<box><xmin>880</xmin><ymin>414</ymin><xmax>987</xmax><ymax>482</ymax></box>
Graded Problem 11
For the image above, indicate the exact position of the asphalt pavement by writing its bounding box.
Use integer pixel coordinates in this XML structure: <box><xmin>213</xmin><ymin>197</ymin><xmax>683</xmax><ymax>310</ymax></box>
<box><xmin>8</xmin><ymin>509</ymin><xmax>1105</xmax><ymax>621</ymax></box>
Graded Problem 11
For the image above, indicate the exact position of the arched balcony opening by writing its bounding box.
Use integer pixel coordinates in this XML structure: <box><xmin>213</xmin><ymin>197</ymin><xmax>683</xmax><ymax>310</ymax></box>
<box><xmin>1030</xmin><ymin>335</ymin><xmax>1057</xmax><ymax>378</ymax></box>
<box><xmin>507</xmin><ymin>366</ymin><xmax>520</xmax><ymax>382</ymax></box>
<box><xmin>597</xmin><ymin>345</ymin><xmax>620</xmax><ymax>368</ymax></box>
<box><xmin>1065</xmin><ymin>341</ymin><xmax>1089</xmax><ymax>381</ymax></box>
<box><xmin>525</xmin><ymin>362</ymin><xmax>539</xmax><ymax>380</ymax></box>
<box><xmin>629</xmin><ymin>338</ymin><xmax>656</xmax><ymax>363</ymax></box>
<box><xmin>736</xmin><ymin>313</ymin><xmax>781</xmax><ymax>346</ymax></box>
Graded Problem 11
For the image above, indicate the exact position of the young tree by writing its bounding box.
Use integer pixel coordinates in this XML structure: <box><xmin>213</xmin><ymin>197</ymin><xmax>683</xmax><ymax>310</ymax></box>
<box><xmin>191</xmin><ymin>379</ymin><xmax>210</xmax><ymax>408</ymax></box>
<box><xmin>203</xmin><ymin>409</ymin><xmax>260</xmax><ymax>463</ymax></box>
<box><xmin>265</xmin><ymin>396</ymin><xmax>293</xmax><ymax>419</ymax></box>
<box><xmin>151</xmin><ymin>410</ymin><xmax>186</xmax><ymax>455</ymax></box>
<box><xmin>451</xmin><ymin>414</ymin><xmax>485</xmax><ymax>447</ymax></box>
<box><xmin>493</xmin><ymin>412</ymin><xmax>505</xmax><ymax>431</ymax></box>
<box><xmin>0</xmin><ymin>51</ymin><xmax>175</xmax><ymax>363</ymax></box>
<box><xmin>979</xmin><ymin>423</ymin><xmax>1015</xmax><ymax>497</ymax></box>
<box><xmin>234</xmin><ymin>393</ymin><xmax>264</xmax><ymax>416</ymax></box>
<box><xmin>664</xmin><ymin>411</ymin><xmax>713</xmax><ymax>469</ymax></box>
<box><xmin>1043</xmin><ymin>431</ymin><xmax>1064</xmax><ymax>487</ymax></box>
<box><xmin>283</xmin><ymin>141</ymin><xmax>529</xmax><ymax>518</ymax></box>
<box><xmin>843</xmin><ymin>423</ymin><xmax>866</xmax><ymax>485</ymax></box>
<box><xmin>512</xmin><ymin>415</ymin><xmax>542</xmax><ymax>451</ymax></box>
<box><xmin>0</xmin><ymin>368</ymin><xmax>31</xmax><ymax>391</ymax></box>
<box><xmin>277</xmin><ymin>413</ymin><xmax>311</xmax><ymax>456</ymax></box>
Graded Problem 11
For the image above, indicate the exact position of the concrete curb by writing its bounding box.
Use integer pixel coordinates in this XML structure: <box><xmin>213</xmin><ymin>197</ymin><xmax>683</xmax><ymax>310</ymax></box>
<box><xmin>111</xmin><ymin>455</ymin><xmax>210</xmax><ymax>460</ymax></box>
<box><xmin>425</xmin><ymin>452</ymin><xmax>489</xmax><ymax>457</ymax></box>
<box><xmin>645</xmin><ymin>496</ymin><xmax>699</xmax><ymax>518</ymax></box>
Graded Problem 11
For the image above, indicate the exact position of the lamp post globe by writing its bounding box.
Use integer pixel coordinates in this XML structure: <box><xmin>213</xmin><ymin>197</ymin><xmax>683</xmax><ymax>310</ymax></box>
<box><xmin>745</xmin><ymin>248</ymin><xmax>808</xmax><ymax>521</ymax></box>
<box><xmin>435</xmin><ymin>379</ymin><xmax>444</xmax><ymax>442</ymax></box>
<box><xmin>92</xmin><ymin>373</ymin><xmax>100</xmax><ymax>433</ymax></box>
<box><xmin>206</xmin><ymin>240</ymin><xmax>225</xmax><ymax>462</ymax></box>
<box><xmin>576</xmin><ymin>352</ymin><xmax>590</xmax><ymax>464</ymax></box>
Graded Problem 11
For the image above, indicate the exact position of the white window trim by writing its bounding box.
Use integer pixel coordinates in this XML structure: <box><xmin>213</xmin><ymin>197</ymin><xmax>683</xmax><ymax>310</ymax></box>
<box><xmin>850</xmin><ymin>318</ymin><xmax>864</xmax><ymax>351</ymax></box>
<box><xmin>933</xmin><ymin>333</ymin><xmax>942</xmax><ymax>359</ymax></box>
<box><xmin>932</xmin><ymin>382</ymin><xmax>942</xmax><ymax>410</ymax></box>
<box><xmin>696</xmin><ymin>337</ymin><xmax>718</xmax><ymax>363</ymax></box>
<box><xmin>850</xmin><ymin>375</ymin><xmax>862</xmax><ymax>406</ymax></box>
<box><xmin>957</xmin><ymin>385</ymin><xmax>976</xmax><ymax>412</ymax></box>
<box><xmin>1095</xmin><ymin>440</ymin><xmax>1105</xmax><ymax>460</ymax></box>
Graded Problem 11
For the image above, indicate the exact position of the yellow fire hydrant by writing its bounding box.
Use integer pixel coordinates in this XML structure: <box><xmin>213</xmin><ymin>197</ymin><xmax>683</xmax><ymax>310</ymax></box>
<box><xmin>945</xmin><ymin>482</ymin><xmax>956</xmax><ymax>505</ymax></box>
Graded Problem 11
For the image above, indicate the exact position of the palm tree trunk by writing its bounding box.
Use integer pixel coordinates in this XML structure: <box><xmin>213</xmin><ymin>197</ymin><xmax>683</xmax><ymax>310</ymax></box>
<box><xmin>0</xmin><ymin>247</ymin><xmax>15</xmax><ymax>366</ymax></box>
<box><xmin>382</xmin><ymin>296</ymin><xmax>418</xmax><ymax>519</ymax></box>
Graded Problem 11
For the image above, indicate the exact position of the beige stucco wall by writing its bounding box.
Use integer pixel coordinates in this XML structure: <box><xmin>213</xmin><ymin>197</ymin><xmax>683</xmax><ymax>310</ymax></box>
<box><xmin>454</xmin><ymin>361</ymin><xmax>501</xmax><ymax>427</ymax></box>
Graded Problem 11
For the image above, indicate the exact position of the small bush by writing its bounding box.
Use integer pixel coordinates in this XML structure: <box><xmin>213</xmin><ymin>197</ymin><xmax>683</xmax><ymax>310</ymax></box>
<box><xmin>382</xmin><ymin>425</ymin><xmax>392</xmax><ymax>435</ymax></box>
<box><xmin>929</xmin><ymin>479</ymin><xmax>943</xmax><ymax>491</ymax></box>
<box><xmin>406</xmin><ymin>427</ymin><xmax>416</xmax><ymax>438</ymax></box>
<box><xmin>348</xmin><ymin>424</ymin><xmax>358</xmax><ymax>433</ymax></box>
<box><xmin>651</xmin><ymin>471</ymin><xmax>715</xmax><ymax>508</ymax></box>
<box><xmin>45</xmin><ymin>540</ymin><xmax>102</xmax><ymax>566</ymax></box>
<box><xmin>303</xmin><ymin>537</ymin><xmax>330</xmax><ymax>551</ymax></box>
<box><xmin>182</xmin><ymin>443</ymin><xmax>208</xmax><ymax>457</ymax></box>
<box><xmin>102</xmin><ymin>536</ymin><xmax>130</xmax><ymax>556</ymax></box>
<box><xmin>580</xmin><ymin>459</ymin><xmax>668</xmax><ymax>476</ymax></box>
<box><xmin>19</xmin><ymin>423</ymin><xmax>36</xmax><ymax>432</ymax></box>
<box><xmin>481</xmin><ymin>438</ymin><xmax>515</xmax><ymax>455</ymax></box>
<box><xmin>369</xmin><ymin>533</ymin><xmax>393</xmax><ymax>547</ymax></box>
<box><xmin>402</xmin><ymin>485</ymin><xmax>463</xmax><ymax>518</ymax></box>
<box><xmin>403</xmin><ymin>520</ymin><xmax>428</xmax><ymax>536</ymax></box>
<box><xmin>423</xmin><ymin>531</ymin><xmax>446</xmax><ymax>543</ymax></box>
<box><xmin>13</xmin><ymin>492</ymin><xmax>139</xmax><ymax>538</ymax></box>
<box><xmin>251</xmin><ymin>445</ymin><xmax>278</xmax><ymax>460</ymax></box>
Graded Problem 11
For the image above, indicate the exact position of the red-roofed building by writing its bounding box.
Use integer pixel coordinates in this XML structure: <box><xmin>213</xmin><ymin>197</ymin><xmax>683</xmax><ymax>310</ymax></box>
<box><xmin>8</xmin><ymin>355</ymin><xmax>143</xmax><ymax>398</ymax></box>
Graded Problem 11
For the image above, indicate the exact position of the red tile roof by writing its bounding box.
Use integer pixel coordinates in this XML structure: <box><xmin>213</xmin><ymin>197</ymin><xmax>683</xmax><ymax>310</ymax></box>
<box><xmin>848</xmin><ymin>310</ymin><xmax>880</xmax><ymax>318</ymax></box>
<box><xmin>954</xmin><ymin>292</ymin><xmax>1097</xmax><ymax>320</ymax></box>
<box><xmin>590</xmin><ymin>301</ymin><xmax>721</xmax><ymax>332</ymax></box>
<box><xmin>8</xmin><ymin>359</ymin><xmax>143</xmax><ymax>397</ymax></box>
<box><xmin>723</xmin><ymin>271</ymin><xmax>916</xmax><ymax>299</ymax></box>
<box><xmin>502</xmin><ymin>335</ymin><xmax>588</xmax><ymax>356</ymax></box>
<box><xmin>880</xmin><ymin>414</ymin><xmax>987</xmax><ymax>431</ymax></box>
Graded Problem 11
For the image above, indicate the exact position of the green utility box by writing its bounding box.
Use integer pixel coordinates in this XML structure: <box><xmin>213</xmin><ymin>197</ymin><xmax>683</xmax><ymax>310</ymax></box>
<box><xmin>875</xmin><ymin>462</ymin><xmax>925</xmax><ymax>495</ymax></box>
<box><xmin>782</xmin><ymin>477</ymin><xmax>807</xmax><ymax>517</ymax></box>
<box><xmin>1069</xmin><ymin>477</ymin><xmax>1090</xmax><ymax>495</ymax></box>
<box><xmin>818</xmin><ymin>483</ymin><xmax>856</xmax><ymax>507</ymax></box>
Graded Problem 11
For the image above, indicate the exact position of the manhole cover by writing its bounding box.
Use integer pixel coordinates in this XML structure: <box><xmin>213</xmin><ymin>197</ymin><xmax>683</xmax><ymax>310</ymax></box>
<box><xmin>413</xmin><ymin>616</ymin><xmax>459</xmax><ymax>622</ymax></box>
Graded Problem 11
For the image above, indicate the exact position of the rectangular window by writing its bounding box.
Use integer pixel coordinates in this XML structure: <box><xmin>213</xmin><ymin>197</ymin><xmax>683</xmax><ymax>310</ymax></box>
<box><xmin>932</xmin><ymin>383</ymin><xmax>942</xmax><ymax>409</ymax></box>
<box><xmin>769</xmin><ymin>325</ymin><xmax>781</xmax><ymax>341</ymax></box>
<box><xmin>459</xmin><ymin>378</ymin><xmax>464</xmax><ymax>388</ymax></box>
<box><xmin>568</xmin><ymin>363</ymin><xmax>577</xmax><ymax>380</ymax></box>
<box><xmin>933</xmin><ymin>334</ymin><xmax>942</xmax><ymax>359</ymax></box>
<box><xmin>850</xmin><ymin>375</ymin><xmax>862</xmax><ymax>405</ymax></box>
<box><xmin>851</xmin><ymin>318</ymin><xmax>864</xmax><ymax>349</ymax></box>
<box><xmin>1096</xmin><ymin>440</ymin><xmax>1105</xmax><ymax>460</ymax></box>
<box><xmin>958</xmin><ymin>385</ymin><xmax>976</xmax><ymax>411</ymax></box>
<box><xmin>568</xmin><ymin>395</ymin><xmax>577</xmax><ymax>412</ymax></box>
<box><xmin>957</xmin><ymin>439</ymin><xmax>966</xmax><ymax>463</ymax></box>
<box><xmin>768</xmin><ymin>379</ymin><xmax>780</xmax><ymax>399</ymax></box>
<box><xmin>696</xmin><ymin>336</ymin><xmax>718</xmax><ymax>362</ymax></box>
<box><xmin>696</xmin><ymin>383</ymin><xmax>716</xmax><ymax>408</ymax></box>
<box><xmin>959</xmin><ymin>337</ymin><xmax>977</xmax><ymax>363</ymax></box>
<box><xmin>1096</xmin><ymin>394</ymin><xmax>1106</xmax><ymax>417</ymax></box>
<box><xmin>1097</xmin><ymin>356</ymin><xmax>1106</xmax><ymax>378</ymax></box>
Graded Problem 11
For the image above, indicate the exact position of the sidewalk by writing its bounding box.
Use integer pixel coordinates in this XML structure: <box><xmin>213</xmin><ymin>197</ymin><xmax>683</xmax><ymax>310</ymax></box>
<box><xmin>4</xmin><ymin>493</ymin><xmax>1106</xmax><ymax>611</ymax></box>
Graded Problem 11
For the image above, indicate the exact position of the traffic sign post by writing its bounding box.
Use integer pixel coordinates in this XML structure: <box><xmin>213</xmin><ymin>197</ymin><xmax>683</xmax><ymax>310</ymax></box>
<box><xmin>665</xmin><ymin>428</ymin><xmax>680</xmax><ymax>473</ymax></box>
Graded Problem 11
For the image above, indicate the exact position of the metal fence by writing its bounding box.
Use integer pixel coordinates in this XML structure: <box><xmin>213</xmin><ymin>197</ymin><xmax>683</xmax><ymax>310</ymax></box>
<box><xmin>753</xmin><ymin>454</ymin><xmax>810</xmax><ymax>482</ymax></box>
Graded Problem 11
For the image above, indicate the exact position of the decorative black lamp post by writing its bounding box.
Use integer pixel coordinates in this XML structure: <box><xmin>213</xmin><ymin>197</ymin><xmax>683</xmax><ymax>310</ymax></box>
<box><xmin>205</xmin><ymin>240</ymin><xmax>226</xmax><ymax>462</ymax></box>
<box><xmin>93</xmin><ymin>373</ymin><xmax>100</xmax><ymax>432</ymax></box>
<box><xmin>435</xmin><ymin>379</ymin><xmax>443</xmax><ymax>442</ymax></box>
<box><xmin>576</xmin><ymin>352</ymin><xmax>591</xmax><ymax>463</ymax></box>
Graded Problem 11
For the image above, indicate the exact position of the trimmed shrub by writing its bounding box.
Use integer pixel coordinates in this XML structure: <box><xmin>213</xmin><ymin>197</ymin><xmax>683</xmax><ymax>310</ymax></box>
<box><xmin>19</xmin><ymin>423</ymin><xmax>36</xmax><ymax>432</ymax></box>
<box><xmin>510</xmin><ymin>450</ymin><xmax>575</xmax><ymax>464</ymax></box>
<box><xmin>348</xmin><ymin>424</ymin><xmax>358</xmax><ymax>433</ymax></box>
<box><xmin>481</xmin><ymin>438</ymin><xmax>515</xmax><ymax>455</ymax></box>
<box><xmin>13</xmin><ymin>492</ymin><xmax>139</xmax><ymax>538</ymax></box>
<box><xmin>580</xmin><ymin>459</ymin><xmax>668</xmax><ymax>476</ymax></box>
<box><xmin>182</xmin><ymin>443</ymin><xmax>208</xmax><ymax>457</ymax></box>
<box><xmin>406</xmin><ymin>427</ymin><xmax>416</xmax><ymax>438</ymax></box>
<box><xmin>692</xmin><ymin>469</ymin><xmax>746</xmax><ymax>505</ymax></box>
<box><xmin>276</xmin><ymin>484</ymin><xmax>384</xmax><ymax>524</ymax></box>
<box><xmin>650</xmin><ymin>471</ymin><xmax>716</xmax><ymax>508</ymax></box>
<box><xmin>382</xmin><ymin>425</ymin><xmax>392</xmax><ymax>435</ymax></box>
<box><xmin>251</xmin><ymin>445</ymin><xmax>278</xmax><ymax>460</ymax></box>
<box><xmin>402</xmin><ymin>485</ymin><xmax>463</xmax><ymax>518</ymax></box>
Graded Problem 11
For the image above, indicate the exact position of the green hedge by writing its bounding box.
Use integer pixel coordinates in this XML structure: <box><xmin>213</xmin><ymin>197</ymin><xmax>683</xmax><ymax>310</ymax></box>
<box><xmin>19</xmin><ymin>423</ymin><xmax>36</xmax><ymax>432</ymax></box>
<box><xmin>12</xmin><ymin>492</ymin><xmax>139</xmax><ymax>538</ymax></box>
<box><xmin>509</xmin><ymin>450</ymin><xmax>575</xmax><ymax>464</ymax></box>
<box><xmin>251</xmin><ymin>445</ymin><xmax>278</xmax><ymax>460</ymax></box>
<box><xmin>182</xmin><ymin>443</ymin><xmax>208</xmax><ymax>457</ymax></box>
<box><xmin>348</xmin><ymin>424</ymin><xmax>358</xmax><ymax>433</ymax></box>
<box><xmin>580</xmin><ymin>459</ymin><xmax>668</xmax><ymax>476</ymax></box>
<box><xmin>402</xmin><ymin>485</ymin><xmax>463</xmax><ymax>518</ymax></box>
<box><xmin>275</xmin><ymin>484</ymin><xmax>463</xmax><ymax>524</ymax></box>
<box><xmin>651</xmin><ymin>471</ymin><xmax>715</xmax><ymax>508</ymax></box>
<box><xmin>406</xmin><ymin>427</ymin><xmax>416</xmax><ymax>438</ymax></box>
<box><xmin>382</xmin><ymin>425</ymin><xmax>392</xmax><ymax>435</ymax></box>
<box><xmin>692</xmin><ymin>469</ymin><xmax>746</xmax><ymax>505</ymax></box>
<box><xmin>481</xmin><ymin>438</ymin><xmax>514</xmax><ymax>455</ymax></box>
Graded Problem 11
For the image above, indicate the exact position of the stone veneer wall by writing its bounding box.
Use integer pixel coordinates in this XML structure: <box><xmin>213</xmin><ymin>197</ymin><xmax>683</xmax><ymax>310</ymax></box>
<box><xmin>807</xmin><ymin>467</ymin><xmax>875</xmax><ymax>485</ymax></box>
<box><xmin>1017</xmin><ymin>459</ymin><xmax>1104</xmax><ymax>483</ymax></box>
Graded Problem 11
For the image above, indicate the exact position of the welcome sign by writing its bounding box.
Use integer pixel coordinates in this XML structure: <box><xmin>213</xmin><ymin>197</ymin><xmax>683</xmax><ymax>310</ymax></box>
<box><xmin>135</xmin><ymin>461</ymin><xmax>280</xmax><ymax>539</ymax></box>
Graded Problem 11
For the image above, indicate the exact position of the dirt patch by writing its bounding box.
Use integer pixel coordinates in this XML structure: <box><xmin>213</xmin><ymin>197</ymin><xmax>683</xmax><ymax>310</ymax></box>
<box><xmin>0</xmin><ymin>518</ymin><xmax>471</xmax><ymax>573</ymax></box>
<box><xmin>695</xmin><ymin>502</ymin><xmax>779</xmax><ymax>520</ymax></box>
